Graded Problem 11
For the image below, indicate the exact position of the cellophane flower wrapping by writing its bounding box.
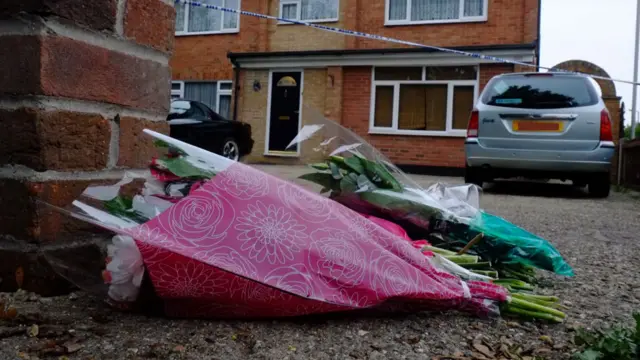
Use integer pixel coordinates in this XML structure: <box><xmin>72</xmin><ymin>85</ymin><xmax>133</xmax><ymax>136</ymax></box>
<box><xmin>291</xmin><ymin>107</ymin><xmax>574</xmax><ymax>277</ymax></box>
<box><xmin>44</xmin><ymin>125</ymin><xmax>508</xmax><ymax>319</ymax></box>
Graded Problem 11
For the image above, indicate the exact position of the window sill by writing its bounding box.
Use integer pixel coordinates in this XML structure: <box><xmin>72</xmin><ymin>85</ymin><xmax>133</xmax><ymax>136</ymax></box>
<box><xmin>384</xmin><ymin>17</ymin><xmax>487</xmax><ymax>27</ymax></box>
<box><xmin>175</xmin><ymin>29</ymin><xmax>240</xmax><ymax>36</ymax></box>
<box><xmin>277</xmin><ymin>18</ymin><xmax>339</xmax><ymax>25</ymax></box>
<box><xmin>369</xmin><ymin>128</ymin><xmax>467</xmax><ymax>137</ymax></box>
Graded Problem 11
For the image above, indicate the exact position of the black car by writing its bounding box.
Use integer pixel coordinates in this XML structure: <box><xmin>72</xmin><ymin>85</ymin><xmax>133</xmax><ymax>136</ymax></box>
<box><xmin>167</xmin><ymin>99</ymin><xmax>254</xmax><ymax>161</ymax></box>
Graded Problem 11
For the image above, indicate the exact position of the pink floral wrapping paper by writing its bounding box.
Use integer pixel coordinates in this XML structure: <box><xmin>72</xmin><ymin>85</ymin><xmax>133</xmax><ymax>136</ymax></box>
<box><xmin>121</xmin><ymin>162</ymin><xmax>507</xmax><ymax>318</ymax></box>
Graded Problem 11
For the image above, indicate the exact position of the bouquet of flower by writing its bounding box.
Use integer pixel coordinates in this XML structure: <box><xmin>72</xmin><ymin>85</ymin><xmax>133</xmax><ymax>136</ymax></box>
<box><xmin>291</xmin><ymin>109</ymin><xmax>574</xmax><ymax>278</ymax></box>
<box><xmin>45</xmin><ymin>129</ymin><xmax>516</xmax><ymax>319</ymax></box>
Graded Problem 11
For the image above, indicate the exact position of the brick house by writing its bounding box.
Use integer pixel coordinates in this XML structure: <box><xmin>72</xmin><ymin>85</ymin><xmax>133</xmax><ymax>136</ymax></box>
<box><xmin>171</xmin><ymin>0</ymin><xmax>540</xmax><ymax>171</ymax></box>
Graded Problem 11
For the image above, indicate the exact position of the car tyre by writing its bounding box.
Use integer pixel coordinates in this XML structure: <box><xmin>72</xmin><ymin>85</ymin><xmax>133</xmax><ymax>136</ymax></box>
<box><xmin>588</xmin><ymin>174</ymin><xmax>610</xmax><ymax>198</ymax></box>
<box><xmin>464</xmin><ymin>166</ymin><xmax>484</xmax><ymax>188</ymax></box>
<box><xmin>221</xmin><ymin>138</ymin><xmax>240</xmax><ymax>162</ymax></box>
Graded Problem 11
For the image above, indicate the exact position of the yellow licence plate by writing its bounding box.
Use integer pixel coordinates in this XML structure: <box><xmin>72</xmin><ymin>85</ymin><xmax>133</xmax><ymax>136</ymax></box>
<box><xmin>512</xmin><ymin>120</ymin><xmax>563</xmax><ymax>132</ymax></box>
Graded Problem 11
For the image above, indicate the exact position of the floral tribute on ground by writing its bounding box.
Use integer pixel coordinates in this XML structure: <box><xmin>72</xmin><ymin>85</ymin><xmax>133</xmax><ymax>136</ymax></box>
<box><xmin>44</xmin><ymin>111</ymin><xmax>571</xmax><ymax>323</ymax></box>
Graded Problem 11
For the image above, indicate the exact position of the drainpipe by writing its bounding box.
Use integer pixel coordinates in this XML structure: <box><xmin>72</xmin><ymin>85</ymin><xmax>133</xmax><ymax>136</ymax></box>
<box><xmin>536</xmin><ymin>0</ymin><xmax>542</xmax><ymax>72</ymax></box>
<box><xmin>230</xmin><ymin>57</ymin><xmax>241</xmax><ymax>122</ymax></box>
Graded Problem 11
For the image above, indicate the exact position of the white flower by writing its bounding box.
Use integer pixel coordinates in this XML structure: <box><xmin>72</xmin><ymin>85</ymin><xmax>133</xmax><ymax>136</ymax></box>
<box><xmin>235</xmin><ymin>201</ymin><xmax>307</xmax><ymax>265</ymax></box>
<box><xmin>105</xmin><ymin>235</ymin><xmax>145</xmax><ymax>303</ymax></box>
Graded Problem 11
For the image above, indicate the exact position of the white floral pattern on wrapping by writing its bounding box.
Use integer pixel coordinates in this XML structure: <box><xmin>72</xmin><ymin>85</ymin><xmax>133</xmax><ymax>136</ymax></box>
<box><xmin>277</xmin><ymin>182</ymin><xmax>334</xmax><ymax>223</ymax></box>
<box><xmin>333</xmin><ymin>205</ymin><xmax>391</xmax><ymax>247</ymax></box>
<box><xmin>160</xmin><ymin>192</ymin><xmax>235</xmax><ymax>249</ymax></box>
<box><xmin>126</xmin><ymin>224</ymin><xmax>173</xmax><ymax>265</ymax></box>
<box><xmin>154</xmin><ymin>261</ymin><xmax>228</xmax><ymax>298</ymax></box>
<box><xmin>235</xmin><ymin>201</ymin><xmax>307</xmax><ymax>265</ymax></box>
<box><xmin>212</xmin><ymin>164</ymin><xmax>270</xmax><ymax>200</ymax></box>
<box><xmin>263</xmin><ymin>265</ymin><xmax>316</xmax><ymax>298</ymax></box>
<box><xmin>331</xmin><ymin>288</ymin><xmax>372</xmax><ymax>308</ymax></box>
<box><xmin>193</xmin><ymin>246</ymin><xmax>258</xmax><ymax>279</ymax></box>
<box><xmin>309</xmin><ymin>228</ymin><xmax>368</xmax><ymax>288</ymax></box>
<box><xmin>369</xmin><ymin>249</ymin><xmax>421</xmax><ymax>300</ymax></box>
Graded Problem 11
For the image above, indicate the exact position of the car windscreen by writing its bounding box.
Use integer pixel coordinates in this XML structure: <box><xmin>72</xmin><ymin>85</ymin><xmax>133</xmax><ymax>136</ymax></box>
<box><xmin>481</xmin><ymin>75</ymin><xmax>600</xmax><ymax>109</ymax></box>
<box><xmin>168</xmin><ymin>100</ymin><xmax>206</xmax><ymax>120</ymax></box>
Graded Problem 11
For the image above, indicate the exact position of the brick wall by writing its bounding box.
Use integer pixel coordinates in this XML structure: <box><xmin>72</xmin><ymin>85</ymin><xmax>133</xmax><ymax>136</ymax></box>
<box><xmin>267</xmin><ymin>0</ymin><xmax>348</xmax><ymax>52</ymax></box>
<box><xmin>172</xmin><ymin>0</ymin><xmax>539</xmax><ymax>82</ymax></box>
<box><xmin>170</xmin><ymin>0</ymin><xmax>268</xmax><ymax>81</ymax></box>
<box><xmin>341</xmin><ymin>63</ymin><xmax>514</xmax><ymax>169</ymax></box>
<box><xmin>0</xmin><ymin>0</ymin><xmax>175</xmax><ymax>295</ymax></box>
<box><xmin>328</xmin><ymin>0</ymin><xmax>537</xmax><ymax>50</ymax></box>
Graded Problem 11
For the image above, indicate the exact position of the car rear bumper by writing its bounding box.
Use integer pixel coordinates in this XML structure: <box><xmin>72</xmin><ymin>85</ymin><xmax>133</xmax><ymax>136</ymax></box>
<box><xmin>465</xmin><ymin>139</ymin><xmax>615</xmax><ymax>174</ymax></box>
<box><xmin>242</xmin><ymin>138</ymin><xmax>255</xmax><ymax>156</ymax></box>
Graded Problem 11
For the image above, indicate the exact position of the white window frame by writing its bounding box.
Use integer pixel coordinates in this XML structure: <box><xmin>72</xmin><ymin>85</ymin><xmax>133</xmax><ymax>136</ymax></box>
<box><xmin>171</xmin><ymin>80</ymin><xmax>233</xmax><ymax>113</ymax></box>
<box><xmin>171</xmin><ymin>81</ymin><xmax>184</xmax><ymax>99</ymax></box>
<box><xmin>278</xmin><ymin>0</ymin><xmax>340</xmax><ymax>24</ymax></box>
<box><xmin>216</xmin><ymin>81</ymin><xmax>233</xmax><ymax>116</ymax></box>
<box><xmin>385</xmin><ymin>0</ymin><xmax>488</xmax><ymax>26</ymax></box>
<box><xmin>368</xmin><ymin>66</ymin><xmax>479</xmax><ymax>137</ymax></box>
<box><xmin>175</xmin><ymin>0</ymin><xmax>241</xmax><ymax>36</ymax></box>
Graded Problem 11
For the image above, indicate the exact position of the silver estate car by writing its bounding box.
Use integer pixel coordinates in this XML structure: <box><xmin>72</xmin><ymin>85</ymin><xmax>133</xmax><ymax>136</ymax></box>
<box><xmin>464</xmin><ymin>72</ymin><xmax>615</xmax><ymax>197</ymax></box>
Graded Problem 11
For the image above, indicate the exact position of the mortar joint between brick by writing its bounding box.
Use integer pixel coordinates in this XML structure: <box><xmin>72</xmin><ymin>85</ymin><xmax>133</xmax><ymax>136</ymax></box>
<box><xmin>0</xmin><ymin>165</ymin><xmax>149</xmax><ymax>182</ymax></box>
<box><xmin>116</xmin><ymin>0</ymin><xmax>127</xmax><ymax>36</ymax></box>
<box><xmin>0</xmin><ymin>96</ymin><xmax>167</xmax><ymax>122</ymax></box>
<box><xmin>108</xmin><ymin>115</ymin><xmax>121</xmax><ymax>169</ymax></box>
<box><xmin>42</xmin><ymin>16</ymin><xmax>169</xmax><ymax>65</ymax></box>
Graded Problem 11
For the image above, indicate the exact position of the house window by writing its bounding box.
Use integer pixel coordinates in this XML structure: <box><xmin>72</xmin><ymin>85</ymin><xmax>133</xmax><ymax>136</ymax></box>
<box><xmin>370</xmin><ymin>66</ymin><xmax>477</xmax><ymax>136</ymax></box>
<box><xmin>217</xmin><ymin>81</ymin><xmax>233</xmax><ymax>119</ymax></box>
<box><xmin>386</xmin><ymin>0</ymin><xmax>487</xmax><ymax>25</ymax></box>
<box><xmin>171</xmin><ymin>81</ymin><xmax>234</xmax><ymax>119</ymax></box>
<box><xmin>175</xmin><ymin>0</ymin><xmax>240</xmax><ymax>35</ymax></box>
<box><xmin>280</xmin><ymin>0</ymin><xmax>339</xmax><ymax>22</ymax></box>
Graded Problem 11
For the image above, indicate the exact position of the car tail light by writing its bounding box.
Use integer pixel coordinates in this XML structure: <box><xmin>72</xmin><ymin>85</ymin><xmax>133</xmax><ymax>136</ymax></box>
<box><xmin>467</xmin><ymin>110</ymin><xmax>479</xmax><ymax>138</ymax></box>
<box><xmin>600</xmin><ymin>109</ymin><xmax>613</xmax><ymax>142</ymax></box>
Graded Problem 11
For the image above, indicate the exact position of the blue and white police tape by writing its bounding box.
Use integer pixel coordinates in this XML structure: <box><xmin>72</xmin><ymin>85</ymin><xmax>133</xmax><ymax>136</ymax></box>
<box><xmin>174</xmin><ymin>0</ymin><xmax>639</xmax><ymax>86</ymax></box>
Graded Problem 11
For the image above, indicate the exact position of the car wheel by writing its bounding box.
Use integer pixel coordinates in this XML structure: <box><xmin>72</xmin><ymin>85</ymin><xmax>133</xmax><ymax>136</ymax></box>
<box><xmin>221</xmin><ymin>138</ymin><xmax>240</xmax><ymax>162</ymax></box>
<box><xmin>464</xmin><ymin>166</ymin><xmax>483</xmax><ymax>188</ymax></box>
<box><xmin>588</xmin><ymin>174</ymin><xmax>611</xmax><ymax>198</ymax></box>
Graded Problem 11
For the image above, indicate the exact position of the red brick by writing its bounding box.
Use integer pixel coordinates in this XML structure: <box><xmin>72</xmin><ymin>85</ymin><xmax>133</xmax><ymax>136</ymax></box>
<box><xmin>0</xmin><ymin>0</ymin><xmax>118</xmax><ymax>33</ymax></box>
<box><xmin>0</xmin><ymin>108</ymin><xmax>111</xmax><ymax>171</ymax></box>
<box><xmin>0</xmin><ymin>36</ymin><xmax>41</xmax><ymax>95</ymax></box>
<box><xmin>124</xmin><ymin>0</ymin><xmax>176</xmax><ymax>53</ymax></box>
<box><xmin>118</xmin><ymin>117</ymin><xmax>170</xmax><ymax>168</ymax></box>
<box><xmin>0</xmin><ymin>35</ymin><xmax>170</xmax><ymax>112</ymax></box>
<box><xmin>0</xmin><ymin>179</ymin><xmax>113</xmax><ymax>243</ymax></box>
<box><xmin>41</xmin><ymin>36</ymin><xmax>171</xmax><ymax>112</ymax></box>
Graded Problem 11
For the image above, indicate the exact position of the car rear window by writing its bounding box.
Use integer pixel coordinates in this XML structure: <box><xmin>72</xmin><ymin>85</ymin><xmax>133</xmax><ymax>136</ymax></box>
<box><xmin>481</xmin><ymin>75</ymin><xmax>600</xmax><ymax>109</ymax></box>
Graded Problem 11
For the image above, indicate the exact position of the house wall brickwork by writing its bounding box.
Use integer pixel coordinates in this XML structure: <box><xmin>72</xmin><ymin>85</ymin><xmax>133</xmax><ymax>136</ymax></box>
<box><xmin>171</xmin><ymin>0</ymin><xmax>540</xmax><ymax>83</ymax></box>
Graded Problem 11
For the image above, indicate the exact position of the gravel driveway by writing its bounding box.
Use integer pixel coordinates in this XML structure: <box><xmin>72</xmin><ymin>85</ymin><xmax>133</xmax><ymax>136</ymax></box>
<box><xmin>1</xmin><ymin>166</ymin><xmax>639</xmax><ymax>360</ymax></box>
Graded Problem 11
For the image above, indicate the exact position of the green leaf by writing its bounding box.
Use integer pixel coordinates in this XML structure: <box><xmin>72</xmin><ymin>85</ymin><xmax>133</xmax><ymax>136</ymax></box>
<box><xmin>154</xmin><ymin>140</ymin><xmax>170</xmax><ymax>148</ymax></box>
<box><xmin>572</xmin><ymin>350</ymin><xmax>602</xmax><ymax>360</ymax></box>
<box><xmin>344</xmin><ymin>156</ymin><xmax>366</xmax><ymax>175</ymax></box>
<box><xmin>356</xmin><ymin>174</ymin><xmax>377</xmax><ymax>192</ymax></box>
<box><xmin>309</xmin><ymin>163</ymin><xmax>330</xmax><ymax>171</ymax></box>
<box><xmin>299</xmin><ymin>172</ymin><xmax>338</xmax><ymax>191</ymax></box>
<box><xmin>104</xmin><ymin>196</ymin><xmax>149</xmax><ymax>223</ymax></box>
<box><xmin>156</xmin><ymin>157</ymin><xmax>215</xmax><ymax>179</ymax></box>
<box><xmin>329</xmin><ymin>161</ymin><xmax>343</xmax><ymax>180</ymax></box>
<box><xmin>339</xmin><ymin>173</ymin><xmax>359</xmax><ymax>193</ymax></box>
<box><xmin>633</xmin><ymin>312</ymin><xmax>640</xmax><ymax>344</ymax></box>
<box><xmin>329</xmin><ymin>155</ymin><xmax>365</xmax><ymax>175</ymax></box>
<box><xmin>356</xmin><ymin>157</ymin><xmax>402</xmax><ymax>191</ymax></box>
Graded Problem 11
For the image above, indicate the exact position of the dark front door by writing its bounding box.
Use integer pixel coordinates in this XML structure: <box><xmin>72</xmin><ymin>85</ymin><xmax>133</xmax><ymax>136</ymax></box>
<box><xmin>268</xmin><ymin>71</ymin><xmax>302</xmax><ymax>154</ymax></box>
